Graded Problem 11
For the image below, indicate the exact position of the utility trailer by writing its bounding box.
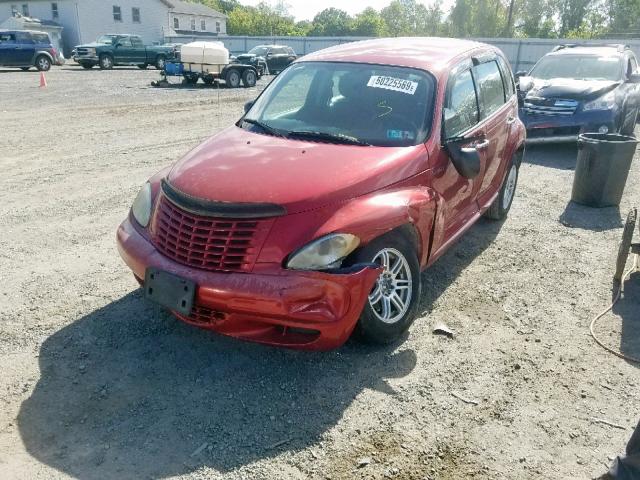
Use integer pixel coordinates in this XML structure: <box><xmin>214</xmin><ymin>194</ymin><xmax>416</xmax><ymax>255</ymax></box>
<box><xmin>156</xmin><ymin>41</ymin><xmax>258</xmax><ymax>88</ymax></box>
<box><xmin>162</xmin><ymin>61</ymin><xmax>258</xmax><ymax>88</ymax></box>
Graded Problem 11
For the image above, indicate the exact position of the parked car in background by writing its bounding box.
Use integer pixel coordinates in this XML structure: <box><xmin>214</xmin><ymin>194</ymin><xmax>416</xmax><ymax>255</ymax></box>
<box><xmin>118</xmin><ymin>37</ymin><xmax>525</xmax><ymax>351</ymax></box>
<box><xmin>517</xmin><ymin>44</ymin><xmax>640</xmax><ymax>143</ymax></box>
<box><xmin>0</xmin><ymin>30</ymin><xmax>63</xmax><ymax>71</ymax></box>
<box><xmin>73</xmin><ymin>34</ymin><xmax>177</xmax><ymax>70</ymax></box>
<box><xmin>232</xmin><ymin>44</ymin><xmax>296</xmax><ymax>75</ymax></box>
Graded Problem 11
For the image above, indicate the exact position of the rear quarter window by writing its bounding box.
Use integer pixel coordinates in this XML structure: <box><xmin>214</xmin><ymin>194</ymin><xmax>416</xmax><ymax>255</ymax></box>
<box><xmin>32</xmin><ymin>33</ymin><xmax>51</xmax><ymax>44</ymax></box>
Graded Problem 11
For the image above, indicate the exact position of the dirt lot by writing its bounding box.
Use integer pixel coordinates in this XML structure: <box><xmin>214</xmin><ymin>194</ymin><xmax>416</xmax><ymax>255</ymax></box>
<box><xmin>0</xmin><ymin>65</ymin><xmax>639</xmax><ymax>480</ymax></box>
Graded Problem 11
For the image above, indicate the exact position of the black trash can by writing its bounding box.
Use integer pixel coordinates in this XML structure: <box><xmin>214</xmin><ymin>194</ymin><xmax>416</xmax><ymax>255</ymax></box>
<box><xmin>571</xmin><ymin>133</ymin><xmax>638</xmax><ymax>207</ymax></box>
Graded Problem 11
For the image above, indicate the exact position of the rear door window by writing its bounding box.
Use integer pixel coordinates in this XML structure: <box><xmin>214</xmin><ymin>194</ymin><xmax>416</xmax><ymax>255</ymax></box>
<box><xmin>473</xmin><ymin>61</ymin><xmax>506</xmax><ymax>119</ymax></box>
<box><xmin>444</xmin><ymin>68</ymin><xmax>479</xmax><ymax>138</ymax></box>
<box><xmin>131</xmin><ymin>37</ymin><xmax>144</xmax><ymax>48</ymax></box>
<box><xmin>0</xmin><ymin>33</ymin><xmax>16</xmax><ymax>44</ymax></box>
<box><xmin>15</xmin><ymin>32</ymin><xmax>33</xmax><ymax>44</ymax></box>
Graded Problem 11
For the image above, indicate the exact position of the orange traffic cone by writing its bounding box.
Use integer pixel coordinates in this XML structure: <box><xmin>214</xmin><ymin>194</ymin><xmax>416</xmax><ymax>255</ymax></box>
<box><xmin>39</xmin><ymin>71</ymin><xmax>47</xmax><ymax>88</ymax></box>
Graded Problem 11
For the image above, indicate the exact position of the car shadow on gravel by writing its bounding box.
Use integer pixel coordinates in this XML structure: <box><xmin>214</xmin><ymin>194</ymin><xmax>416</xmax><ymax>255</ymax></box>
<box><xmin>525</xmin><ymin>144</ymin><xmax>578</xmax><ymax>170</ymax></box>
<box><xmin>17</xmin><ymin>292</ymin><xmax>416</xmax><ymax>479</ymax></box>
<box><xmin>614</xmin><ymin>271</ymin><xmax>640</xmax><ymax>367</ymax></box>
<box><xmin>418</xmin><ymin>217</ymin><xmax>503</xmax><ymax>315</ymax></box>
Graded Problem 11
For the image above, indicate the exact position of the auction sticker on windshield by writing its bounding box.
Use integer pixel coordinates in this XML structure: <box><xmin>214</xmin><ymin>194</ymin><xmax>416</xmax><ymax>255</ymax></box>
<box><xmin>367</xmin><ymin>76</ymin><xmax>418</xmax><ymax>95</ymax></box>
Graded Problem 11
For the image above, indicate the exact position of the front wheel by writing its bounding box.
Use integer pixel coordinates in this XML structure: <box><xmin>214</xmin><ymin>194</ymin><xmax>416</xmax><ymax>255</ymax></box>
<box><xmin>99</xmin><ymin>54</ymin><xmax>113</xmax><ymax>70</ymax></box>
<box><xmin>35</xmin><ymin>55</ymin><xmax>51</xmax><ymax>71</ymax></box>
<box><xmin>350</xmin><ymin>231</ymin><xmax>421</xmax><ymax>344</ymax></box>
<box><xmin>484</xmin><ymin>159</ymin><xmax>519</xmax><ymax>220</ymax></box>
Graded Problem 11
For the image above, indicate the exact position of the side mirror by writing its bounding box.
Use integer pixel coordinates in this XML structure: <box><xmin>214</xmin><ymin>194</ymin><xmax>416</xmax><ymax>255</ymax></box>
<box><xmin>444</xmin><ymin>137</ymin><xmax>482</xmax><ymax>179</ymax></box>
<box><xmin>514</xmin><ymin>70</ymin><xmax>528</xmax><ymax>79</ymax></box>
<box><xmin>628</xmin><ymin>73</ymin><xmax>640</xmax><ymax>83</ymax></box>
<box><xmin>244</xmin><ymin>100</ymin><xmax>254</xmax><ymax>114</ymax></box>
<box><xmin>518</xmin><ymin>75</ymin><xmax>534</xmax><ymax>92</ymax></box>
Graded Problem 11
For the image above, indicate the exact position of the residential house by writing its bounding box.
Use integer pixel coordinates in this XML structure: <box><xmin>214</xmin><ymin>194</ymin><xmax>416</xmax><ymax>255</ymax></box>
<box><xmin>0</xmin><ymin>0</ymin><xmax>227</xmax><ymax>56</ymax></box>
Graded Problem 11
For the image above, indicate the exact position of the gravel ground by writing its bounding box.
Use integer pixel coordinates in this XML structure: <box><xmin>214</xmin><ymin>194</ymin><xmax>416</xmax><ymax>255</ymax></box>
<box><xmin>0</xmin><ymin>65</ymin><xmax>639</xmax><ymax>480</ymax></box>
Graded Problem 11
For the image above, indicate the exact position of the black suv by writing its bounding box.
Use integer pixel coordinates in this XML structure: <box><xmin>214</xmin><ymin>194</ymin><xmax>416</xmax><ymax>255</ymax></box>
<box><xmin>0</xmin><ymin>30</ymin><xmax>63</xmax><ymax>71</ymax></box>
<box><xmin>233</xmin><ymin>45</ymin><xmax>296</xmax><ymax>75</ymax></box>
<box><xmin>517</xmin><ymin>44</ymin><xmax>640</xmax><ymax>143</ymax></box>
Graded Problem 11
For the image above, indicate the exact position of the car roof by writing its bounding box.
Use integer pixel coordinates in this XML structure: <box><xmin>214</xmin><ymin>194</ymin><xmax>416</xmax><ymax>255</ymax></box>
<box><xmin>252</xmin><ymin>44</ymin><xmax>289</xmax><ymax>48</ymax></box>
<box><xmin>549</xmin><ymin>46</ymin><xmax>626</xmax><ymax>57</ymax></box>
<box><xmin>300</xmin><ymin>37</ymin><xmax>494</xmax><ymax>74</ymax></box>
<box><xmin>0</xmin><ymin>29</ymin><xmax>48</xmax><ymax>35</ymax></box>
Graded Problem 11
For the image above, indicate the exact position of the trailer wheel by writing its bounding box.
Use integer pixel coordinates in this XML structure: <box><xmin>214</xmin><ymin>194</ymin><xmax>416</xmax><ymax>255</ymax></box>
<box><xmin>242</xmin><ymin>69</ymin><xmax>257</xmax><ymax>88</ymax></box>
<box><xmin>203</xmin><ymin>75</ymin><xmax>215</xmax><ymax>85</ymax></box>
<box><xmin>225</xmin><ymin>68</ymin><xmax>241</xmax><ymax>88</ymax></box>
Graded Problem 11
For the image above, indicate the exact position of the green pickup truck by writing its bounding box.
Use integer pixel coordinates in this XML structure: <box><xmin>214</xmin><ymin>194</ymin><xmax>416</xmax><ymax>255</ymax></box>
<box><xmin>73</xmin><ymin>34</ymin><xmax>177</xmax><ymax>70</ymax></box>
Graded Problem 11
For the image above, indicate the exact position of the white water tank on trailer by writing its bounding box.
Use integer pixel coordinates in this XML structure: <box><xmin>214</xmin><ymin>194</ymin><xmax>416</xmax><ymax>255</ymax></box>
<box><xmin>180</xmin><ymin>41</ymin><xmax>229</xmax><ymax>74</ymax></box>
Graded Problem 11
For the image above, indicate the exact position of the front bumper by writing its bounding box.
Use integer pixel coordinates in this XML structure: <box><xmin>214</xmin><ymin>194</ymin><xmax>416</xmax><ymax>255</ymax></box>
<box><xmin>73</xmin><ymin>55</ymin><xmax>98</xmax><ymax>63</ymax></box>
<box><xmin>116</xmin><ymin>217</ymin><xmax>381</xmax><ymax>351</ymax></box>
<box><xmin>521</xmin><ymin>108</ymin><xmax>619</xmax><ymax>144</ymax></box>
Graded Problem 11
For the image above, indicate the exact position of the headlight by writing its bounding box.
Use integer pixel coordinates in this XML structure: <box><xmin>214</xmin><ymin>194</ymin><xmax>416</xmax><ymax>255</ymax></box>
<box><xmin>131</xmin><ymin>182</ymin><xmax>152</xmax><ymax>227</ymax></box>
<box><xmin>583</xmin><ymin>91</ymin><xmax>616</xmax><ymax>111</ymax></box>
<box><xmin>87</xmin><ymin>47</ymin><xmax>96</xmax><ymax>55</ymax></box>
<box><xmin>286</xmin><ymin>233</ymin><xmax>360</xmax><ymax>270</ymax></box>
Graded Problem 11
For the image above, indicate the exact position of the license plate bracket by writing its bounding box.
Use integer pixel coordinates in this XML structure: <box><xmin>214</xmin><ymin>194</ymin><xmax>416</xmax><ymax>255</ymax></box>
<box><xmin>144</xmin><ymin>268</ymin><xmax>195</xmax><ymax>316</ymax></box>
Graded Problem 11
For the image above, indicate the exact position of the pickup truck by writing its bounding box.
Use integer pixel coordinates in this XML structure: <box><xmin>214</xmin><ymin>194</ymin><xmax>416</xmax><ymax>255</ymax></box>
<box><xmin>73</xmin><ymin>34</ymin><xmax>177</xmax><ymax>70</ymax></box>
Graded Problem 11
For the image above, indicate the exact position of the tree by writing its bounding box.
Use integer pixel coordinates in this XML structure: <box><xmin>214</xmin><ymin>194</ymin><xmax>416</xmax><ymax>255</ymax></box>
<box><xmin>308</xmin><ymin>8</ymin><xmax>353</xmax><ymax>36</ymax></box>
<box><xmin>352</xmin><ymin>7</ymin><xmax>387</xmax><ymax>36</ymax></box>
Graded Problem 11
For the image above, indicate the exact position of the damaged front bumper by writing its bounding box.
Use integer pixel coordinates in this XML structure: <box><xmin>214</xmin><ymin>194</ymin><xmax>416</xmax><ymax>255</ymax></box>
<box><xmin>521</xmin><ymin>108</ymin><xmax>619</xmax><ymax>144</ymax></box>
<box><xmin>116</xmin><ymin>217</ymin><xmax>381</xmax><ymax>351</ymax></box>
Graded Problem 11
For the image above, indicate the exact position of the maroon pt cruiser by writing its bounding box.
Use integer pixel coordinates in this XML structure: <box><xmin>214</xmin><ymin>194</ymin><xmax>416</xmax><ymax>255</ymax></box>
<box><xmin>117</xmin><ymin>37</ymin><xmax>526</xmax><ymax>350</ymax></box>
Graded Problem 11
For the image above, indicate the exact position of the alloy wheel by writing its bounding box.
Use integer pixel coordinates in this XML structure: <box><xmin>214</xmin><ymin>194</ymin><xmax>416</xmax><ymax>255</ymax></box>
<box><xmin>502</xmin><ymin>164</ymin><xmax>517</xmax><ymax>210</ymax></box>
<box><xmin>368</xmin><ymin>248</ymin><xmax>413</xmax><ymax>324</ymax></box>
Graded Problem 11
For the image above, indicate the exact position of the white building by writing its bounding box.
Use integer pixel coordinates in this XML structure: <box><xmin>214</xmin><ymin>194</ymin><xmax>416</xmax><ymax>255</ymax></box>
<box><xmin>0</xmin><ymin>0</ymin><xmax>227</xmax><ymax>55</ymax></box>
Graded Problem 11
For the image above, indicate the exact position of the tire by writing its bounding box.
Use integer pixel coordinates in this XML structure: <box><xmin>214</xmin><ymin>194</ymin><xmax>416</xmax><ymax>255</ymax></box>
<box><xmin>183</xmin><ymin>75</ymin><xmax>198</xmax><ymax>85</ymax></box>
<box><xmin>99</xmin><ymin>54</ymin><xmax>113</xmax><ymax>70</ymax></box>
<box><xmin>349</xmin><ymin>230</ymin><xmax>421</xmax><ymax>345</ymax></box>
<box><xmin>242</xmin><ymin>69</ymin><xmax>257</xmax><ymax>88</ymax></box>
<box><xmin>203</xmin><ymin>75</ymin><xmax>215</xmax><ymax>85</ymax></box>
<box><xmin>614</xmin><ymin>208</ymin><xmax>637</xmax><ymax>282</ymax></box>
<box><xmin>154</xmin><ymin>55</ymin><xmax>166</xmax><ymax>70</ymax></box>
<box><xmin>35</xmin><ymin>55</ymin><xmax>51</xmax><ymax>72</ymax></box>
<box><xmin>80</xmin><ymin>63</ymin><xmax>94</xmax><ymax>69</ymax></box>
<box><xmin>225</xmin><ymin>68</ymin><xmax>241</xmax><ymax>88</ymax></box>
<box><xmin>137</xmin><ymin>64</ymin><xmax>148</xmax><ymax>70</ymax></box>
<box><xmin>20</xmin><ymin>67</ymin><xmax>31</xmax><ymax>71</ymax></box>
<box><xmin>484</xmin><ymin>158</ymin><xmax>519</xmax><ymax>220</ymax></box>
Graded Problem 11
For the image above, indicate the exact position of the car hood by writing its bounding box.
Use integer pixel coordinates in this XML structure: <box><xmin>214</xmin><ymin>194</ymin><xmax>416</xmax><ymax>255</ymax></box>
<box><xmin>525</xmin><ymin>78</ymin><xmax>620</xmax><ymax>101</ymax></box>
<box><xmin>76</xmin><ymin>42</ymin><xmax>109</xmax><ymax>48</ymax></box>
<box><xmin>166</xmin><ymin>126</ymin><xmax>427</xmax><ymax>215</ymax></box>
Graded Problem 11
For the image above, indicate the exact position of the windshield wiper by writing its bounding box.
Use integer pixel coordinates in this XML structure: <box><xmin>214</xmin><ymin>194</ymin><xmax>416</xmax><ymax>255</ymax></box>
<box><xmin>287</xmin><ymin>130</ymin><xmax>370</xmax><ymax>146</ymax></box>
<box><xmin>241</xmin><ymin>118</ymin><xmax>286</xmax><ymax>138</ymax></box>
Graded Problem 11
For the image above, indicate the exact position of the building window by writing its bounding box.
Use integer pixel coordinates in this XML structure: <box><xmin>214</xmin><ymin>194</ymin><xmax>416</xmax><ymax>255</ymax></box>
<box><xmin>201</xmin><ymin>19</ymin><xmax>206</xmax><ymax>31</ymax></box>
<box><xmin>22</xmin><ymin>3</ymin><xmax>29</xmax><ymax>16</ymax></box>
<box><xmin>113</xmin><ymin>5</ymin><xmax>122</xmax><ymax>22</ymax></box>
<box><xmin>132</xmin><ymin>7</ymin><xmax>140</xmax><ymax>23</ymax></box>
<box><xmin>173</xmin><ymin>17</ymin><xmax>179</xmax><ymax>29</ymax></box>
<box><xmin>190</xmin><ymin>18</ymin><xmax>195</xmax><ymax>31</ymax></box>
<box><xmin>51</xmin><ymin>3</ymin><xmax>58</xmax><ymax>19</ymax></box>
<box><xmin>216</xmin><ymin>21</ymin><xmax>220</xmax><ymax>33</ymax></box>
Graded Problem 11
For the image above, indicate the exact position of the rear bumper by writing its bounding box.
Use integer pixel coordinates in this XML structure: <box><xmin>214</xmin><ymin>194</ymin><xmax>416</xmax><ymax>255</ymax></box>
<box><xmin>116</xmin><ymin>217</ymin><xmax>381</xmax><ymax>351</ymax></box>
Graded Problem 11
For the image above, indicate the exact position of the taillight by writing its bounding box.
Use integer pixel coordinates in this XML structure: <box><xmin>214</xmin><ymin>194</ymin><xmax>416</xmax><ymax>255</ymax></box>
<box><xmin>50</xmin><ymin>47</ymin><xmax>58</xmax><ymax>57</ymax></box>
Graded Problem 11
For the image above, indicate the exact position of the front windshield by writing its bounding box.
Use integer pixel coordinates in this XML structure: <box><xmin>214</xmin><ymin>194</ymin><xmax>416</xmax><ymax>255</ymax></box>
<box><xmin>248</xmin><ymin>47</ymin><xmax>268</xmax><ymax>56</ymax></box>
<box><xmin>530</xmin><ymin>55</ymin><xmax>623</xmax><ymax>81</ymax></box>
<box><xmin>97</xmin><ymin>35</ymin><xmax>117</xmax><ymax>44</ymax></box>
<box><xmin>242</xmin><ymin>61</ymin><xmax>435</xmax><ymax>147</ymax></box>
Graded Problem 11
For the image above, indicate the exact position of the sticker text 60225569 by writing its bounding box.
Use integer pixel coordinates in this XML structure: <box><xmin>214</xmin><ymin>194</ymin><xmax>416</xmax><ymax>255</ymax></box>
<box><xmin>367</xmin><ymin>76</ymin><xmax>418</xmax><ymax>95</ymax></box>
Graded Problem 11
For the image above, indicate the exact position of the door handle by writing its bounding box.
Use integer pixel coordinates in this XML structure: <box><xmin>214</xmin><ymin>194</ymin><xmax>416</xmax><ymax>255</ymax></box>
<box><xmin>506</xmin><ymin>116</ymin><xmax>516</xmax><ymax>125</ymax></box>
<box><xmin>475</xmin><ymin>139</ymin><xmax>490</xmax><ymax>150</ymax></box>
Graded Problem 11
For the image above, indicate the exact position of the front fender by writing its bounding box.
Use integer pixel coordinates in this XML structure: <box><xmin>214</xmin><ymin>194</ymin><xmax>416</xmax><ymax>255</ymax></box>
<box><xmin>258</xmin><ymin>187</ymin><xmax>438</xmax><ymax>268</ymax></box>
